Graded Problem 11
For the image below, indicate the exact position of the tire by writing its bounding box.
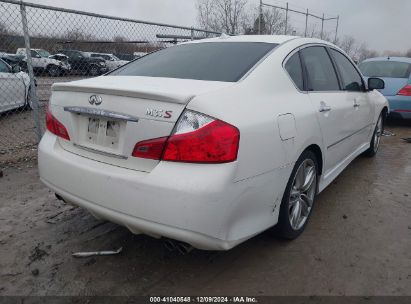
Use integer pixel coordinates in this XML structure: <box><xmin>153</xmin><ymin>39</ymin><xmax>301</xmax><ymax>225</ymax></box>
<box><xmin>88</xmin><ymin>65</ymin><xmax>99</xmax><ymax>76</ymax></box>
<box><xmin>274</xmin><ymin>150</ymin><xmax>318</xmax><ymax>240</ymax></box>
<box><xmin>47</xmin><ymin>65</ymin><xmax>60</xmax><ymax>77</ymax></box>
<box><xmin>363</xmin><ymin>113</ymin><xmax>384</xmax><ymax>157</ymax></box>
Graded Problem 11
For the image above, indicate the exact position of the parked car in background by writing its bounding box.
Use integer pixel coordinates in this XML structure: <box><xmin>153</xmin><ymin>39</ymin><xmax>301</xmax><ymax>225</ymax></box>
<box><xmin>16</xmin><ymin>48</ymin><xmax>70</xmax><ymax>77</ymax></box>
<box><xmin>39</xmin><ymin>35</ymin><xmax>388</xmax><ymax>250</ymax></box>
<box><xmin>88</xmin><ymin>53</ymin><xmax>129</xmax><ymax>71</ymax></box>
<box><xmin>0</xmin><ymin>58</ymin><xmax>32</xmax><ymax>113</ymax></box>
<box><xmin>0</xmin><ymin>52</ymin><xmax>27</xmax><ymax>72</ymax></box>
<box><xmin>115</xmin><ymin>53</ymin><xmax>136</xmax><ymax>61</ymax></box>
<box><xmin>359</xmin><ymin>57</ymin><xmax>411</xmax><ymax>119</ymax></box>
<box><xmin>56</xmin><ymin>50</ymin><xmax>108</xmax><ymax>76</ymax></box>
<box><xmin>49</xmin><ymin>53</ymin><xmax>71</xmax><ymax>74</ymax></box>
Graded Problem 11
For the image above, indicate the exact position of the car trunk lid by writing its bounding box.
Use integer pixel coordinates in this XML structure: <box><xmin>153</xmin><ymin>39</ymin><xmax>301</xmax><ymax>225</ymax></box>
<box><xmin>49</xmin><ymin>76</ymin><xmax>232</xmax><ymax>172</ymax></box>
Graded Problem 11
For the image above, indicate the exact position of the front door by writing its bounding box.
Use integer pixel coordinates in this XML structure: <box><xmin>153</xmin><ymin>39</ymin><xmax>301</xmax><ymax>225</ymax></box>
<box><xmin>328</xmin><ymin>48</ymin><xmax>374</xmax><ymax>148</ymax></box>
<box><xmin>300</xmin><ymin>46</ymin><xmax>355</xmax><ymax>173</ymax></box>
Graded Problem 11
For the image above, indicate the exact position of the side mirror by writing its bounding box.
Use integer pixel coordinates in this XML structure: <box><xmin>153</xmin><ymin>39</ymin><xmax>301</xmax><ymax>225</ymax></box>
<box><xmin>368</xmin><ymin>78</ymin><xmax>385</xmax><ymax>90</ymax></box>
<box><xmin>12</xmin><ymin>65</ymin><xmax>22</xmax><ymax>73</ymax></box>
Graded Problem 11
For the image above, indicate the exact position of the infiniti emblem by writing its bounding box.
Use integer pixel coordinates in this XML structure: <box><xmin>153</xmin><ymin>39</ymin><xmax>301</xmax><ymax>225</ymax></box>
<box><xmin>89</xmin><ymin>95</ymin><xmax>102</xmax><ymax>106</ymax></box>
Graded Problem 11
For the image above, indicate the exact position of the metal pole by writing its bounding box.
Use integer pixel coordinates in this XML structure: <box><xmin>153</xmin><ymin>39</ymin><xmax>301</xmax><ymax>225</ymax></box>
<box><xmin>190</xmin><ymin>27</ymin><xmax>194</xmax><ymax>40</ymax></box>
<box><xmin>320</xmin><ymin>13</ymin><xmax>324</xmax><ymax>39</ymax></box>
<box><xmin>334</xmin><ymin>15</ymin><xmax>339</xmax><ymax>43</ymax></box>
<box><xmin>258</xmin><ymin>0</ymin><xmax>262</xmax><ymax>34</ymax></box>
<box><xmin>284</xmin><ymin>2</ymin><xmax>288</xmax><ymax>35</ymax></box>
<box><xmin>19</xmin><ymin>0</ymin><xmax>42</xmax><ymax>142</ymax></box>
<box><xmin>304</xmin><ymin>9</ymin><xmax>308</xmax><ymax>37</ymax></box>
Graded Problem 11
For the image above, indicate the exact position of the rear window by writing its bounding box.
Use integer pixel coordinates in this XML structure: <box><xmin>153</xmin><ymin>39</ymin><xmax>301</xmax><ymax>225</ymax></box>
<box><xmin>359</xmin><ymin>61</ymin><xmax>411</xmax><ymax>78</ymax></box>
<box><xmin>110</xmin><ymin>42</ymin><xmax>277</xmax><ymax>82</ymax></box>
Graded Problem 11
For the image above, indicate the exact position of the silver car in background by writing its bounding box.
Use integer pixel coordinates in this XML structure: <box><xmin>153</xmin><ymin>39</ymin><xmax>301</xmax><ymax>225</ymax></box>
<box><xmin>89</xmin><ymin>53</ymin><xmax>129</xmax><ymax>71</ymax></box>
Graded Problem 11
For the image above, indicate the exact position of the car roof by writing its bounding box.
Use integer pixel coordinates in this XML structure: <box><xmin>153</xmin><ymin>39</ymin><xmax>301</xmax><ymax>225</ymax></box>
<box><xmin>361</xmin><ymin>57</ymin><xmax>411</xmax><ymax>64</ymax></box>
<box><xmin>183</xmin><ymin>34</ymin><xmax>329</xmax><ymax>46</ymax></box>
<box><xmin>183</xmin><ymin>34</ymin><xmax>299</xmax><ymax>45</ymax></box>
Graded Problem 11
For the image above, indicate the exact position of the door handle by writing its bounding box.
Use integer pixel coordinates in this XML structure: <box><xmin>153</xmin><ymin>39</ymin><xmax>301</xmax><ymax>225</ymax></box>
<box><xmin>319</xmin><ymin>102</ymin><xmax>332</xmax><ymax>113</ymax></box>
<box><xmin>353</xmin><ymin>98</ymin><xmax>361</xmax><ymax>108</ymax></box>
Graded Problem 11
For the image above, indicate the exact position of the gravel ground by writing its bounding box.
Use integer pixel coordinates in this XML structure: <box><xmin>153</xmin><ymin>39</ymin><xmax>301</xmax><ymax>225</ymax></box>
<box><xmin>0</xmin><ymin>123</ymin><xmax>410</xmax><ymax>296</ymax></box>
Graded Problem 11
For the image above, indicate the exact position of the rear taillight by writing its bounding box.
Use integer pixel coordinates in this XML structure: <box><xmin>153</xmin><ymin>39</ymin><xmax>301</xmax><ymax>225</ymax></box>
<box><xmin>46</xmin><ymin>106</ymin><xmax>70</xmax><ymax>141</ymax></box>
<box><xmin>132</xmin><ymin>137</ymin><xmax>167</xmax><ymax>160</ymax></box>
<box><xmin>397</xmin><ymin>85</ymin><xmax>411</xmax><ymax>96</ymax></box>
<box><xmin>132</xmin><ymin>110</ymin><xmax>240</xmax><ymax>163</ymax></box>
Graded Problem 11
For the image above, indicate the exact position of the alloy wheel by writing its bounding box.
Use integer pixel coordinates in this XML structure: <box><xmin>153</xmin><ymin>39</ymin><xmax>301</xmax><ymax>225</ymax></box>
<box><xmin>288</xmin><ymin>159</ymin><xmax>317</xmax><ymax>230</ymax></box>
<box><xmin>373</xmin><ymin>116</ymin><xmax>383</xmax><ymax>152</ymax></box>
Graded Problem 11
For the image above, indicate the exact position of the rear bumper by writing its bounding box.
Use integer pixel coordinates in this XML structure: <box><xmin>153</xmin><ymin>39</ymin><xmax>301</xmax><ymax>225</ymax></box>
<box><xmin>41</xmin><ymin>178</ymin><xmax>247</xmax><ymax>250</ymax></box>
<box><xmin>386</xmin><ymin>96</ymin><xmax>411</xmax><ymax>119</ymax></box>
<box><xmin>38</xmin><ymin>132</ymin><xmax>286</xmax><ymax>250</ymax></box>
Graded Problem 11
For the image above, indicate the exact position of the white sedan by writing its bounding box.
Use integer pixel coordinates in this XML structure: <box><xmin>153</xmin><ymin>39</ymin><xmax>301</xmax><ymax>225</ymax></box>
<box><xmin>38</xmin><ymin>35</ymin><xmax>388</xmax><ymax>250</ymax></box>
<box><xmin>0</xmin><ymin>58</ymin><xmax>32</xmax><ymax>113</ymax></box>
<box><xmin>89</xmin><ymin>53</ymin><xmax>129</xmax><ymax>71</ymax></box>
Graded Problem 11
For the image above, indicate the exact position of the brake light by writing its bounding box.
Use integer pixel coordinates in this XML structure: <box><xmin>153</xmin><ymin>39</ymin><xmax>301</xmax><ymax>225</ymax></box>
<box><xmin>132</xmin><ymin>110</ymin><xmax>240</xmax><ymax>163</ymax></box>
<box><xmin>397</xmin><ymin>85</ymin><xmax>411</xmax><ymax>96</ymax></box>
<box><xmin>46</xmin><ymin>106</ymin><xmax>70</xmax><ymax>140</ymax></box>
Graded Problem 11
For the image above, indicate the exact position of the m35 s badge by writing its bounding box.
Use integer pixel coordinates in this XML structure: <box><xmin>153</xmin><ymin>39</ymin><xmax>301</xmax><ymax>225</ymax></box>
<box><xmin>89</xmin><ymin>95</ymin><xmax>103</xmax><ymax>106</ymax></box>
<box><xmin>146</xmin><ymin>108</ymin><xmax>173</xmax><ymax>119</ymax></box>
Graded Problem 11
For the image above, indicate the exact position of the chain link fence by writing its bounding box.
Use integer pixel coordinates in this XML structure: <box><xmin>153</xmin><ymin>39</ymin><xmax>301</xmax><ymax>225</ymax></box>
<box><xmin>0</xmin><ymin>0</ymin><xmax>221</xmax><ymax>166</ymax></box>
<box><xmin>259</xmin><ymin>1</ymin><xmax>339</xmax><ymax>42</ymax></box>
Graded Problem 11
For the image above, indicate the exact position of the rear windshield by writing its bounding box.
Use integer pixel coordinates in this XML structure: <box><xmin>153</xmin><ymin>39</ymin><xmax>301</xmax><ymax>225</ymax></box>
<box><xmin>110</xmin><ymin>42</ymin><xmax>277</xmax><ymax>82</ymax></box>
<box><xmin>359</xmin><ymin>61</ymin><xmax>411</xmax><ymax>78</ymax></box>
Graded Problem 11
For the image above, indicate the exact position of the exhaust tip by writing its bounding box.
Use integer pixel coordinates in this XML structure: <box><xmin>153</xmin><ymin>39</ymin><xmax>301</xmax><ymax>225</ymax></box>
<box><xmin>164</xmin><ymin>239</ymin><xmax>176</xmax><ymax>252</ymax></box>
<box><xmin>176</xmin><ymin>242</ymin><xmax>194</xmax><ymax>255</ymax></box>
<box><xmin>163</xmin><ymin>239</ymin><xmax>194</xmax><ymax>255</ymax></box>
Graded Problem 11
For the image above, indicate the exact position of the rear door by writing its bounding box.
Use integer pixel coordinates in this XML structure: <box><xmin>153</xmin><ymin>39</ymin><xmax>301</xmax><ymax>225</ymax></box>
<box><xmin>300</xmin><ymin>46</ymin><xmax>355</xmax><ymax>172</ymax></box>
<box><xmin>329</xmin><ymin>48</ymin><xmax>374</xmax><ymax>148</ymax></box>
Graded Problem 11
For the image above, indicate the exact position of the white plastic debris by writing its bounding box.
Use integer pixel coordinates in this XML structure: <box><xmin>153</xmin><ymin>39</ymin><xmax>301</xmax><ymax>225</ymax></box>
<box><xmin>72</xmin><ymin>247</ymin><xmax>123</xmax><ymax>258</ymax></box>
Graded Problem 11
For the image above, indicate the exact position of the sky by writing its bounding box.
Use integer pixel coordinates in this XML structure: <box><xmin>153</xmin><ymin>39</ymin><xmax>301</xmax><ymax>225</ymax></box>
<box><xmin>27</xmin><ymin>0</ymin><xmax>410</xmax><ymax>53</ymax></box>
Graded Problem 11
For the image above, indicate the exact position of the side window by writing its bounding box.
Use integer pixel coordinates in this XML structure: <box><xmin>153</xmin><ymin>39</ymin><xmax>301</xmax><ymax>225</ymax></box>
<box><xmin>330</xmin><ymin>49</ymin><xmax>363</xmax><ymax>91</ymax></box>
<box><xmin>0</xmin><ymin>60</ymin><xmax>10</xmax><ymax>73</ymax></box>
<box><xmin>30</xmin><ymin>50</ymin><xmax>38</xmax><ymax>58</ymax></box>
<box><xmin>300</xmin><ymin>46</ymin><xmax>340</xmax><ymax>91</ymax></box>
<box><xmin>285</xmin><ymin>52</ymin><xmax>304</xmax><ymax>91</ymax></box>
